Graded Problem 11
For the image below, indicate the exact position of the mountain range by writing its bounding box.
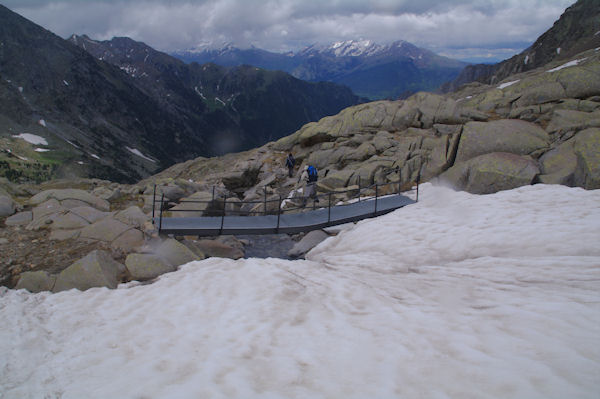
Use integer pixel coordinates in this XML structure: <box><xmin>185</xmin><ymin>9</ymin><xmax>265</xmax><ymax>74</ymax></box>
<box><xmin>173</xmin><ymin>39</ymin><xmax>468</xmax><ymax>100</ymax></box>
<box><xmin>0</xmin><ymin>4</ymin><xmax>362</xmax><ymax>183</ymax></box>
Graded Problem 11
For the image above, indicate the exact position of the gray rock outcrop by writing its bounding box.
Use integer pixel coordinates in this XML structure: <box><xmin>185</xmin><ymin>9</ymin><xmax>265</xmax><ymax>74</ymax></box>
<box><xmin>16</xmin><ymin>271</ymin><xmax>57</xmax><ymax>293</ymax></box>
<box><xmin>288</xmin><ymin>230</ymin><xmax>330</xmax><ymax>259</ymax></box>
<box><xmin>53</xmin><ymin>250</ymin><xmax>126</xmax><ymax>292</ymax></box>
<box><xmin>455</xmin><ymin>119</ymin><xmax>549</xmax><ymax>163</ymax></box>
<box><xmin>125</xmin><ymin>253</ymin><xmax>176</xmax><ymax>281</ymax></box>
<box><xmin>0</xmin><ymin>193</ymin><xmax>17</xmax><ymax>217</ymax></box>
<box><xmin>439</xmin><ymin>152</ymin><xmax>540</xmax><ymax>194</ymax></box>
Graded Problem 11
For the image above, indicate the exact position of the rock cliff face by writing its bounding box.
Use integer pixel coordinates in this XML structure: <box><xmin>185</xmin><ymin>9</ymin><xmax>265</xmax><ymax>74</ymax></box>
<box><xmin>443</xmin><ymin>0</ymin><xmax>600</xmax><ymax>91</ymax></box>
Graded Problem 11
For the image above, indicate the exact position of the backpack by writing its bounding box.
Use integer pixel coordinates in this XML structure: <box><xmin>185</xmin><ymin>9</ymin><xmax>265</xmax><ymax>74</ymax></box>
<box><xmin>286</xmin><ymin>155</ymin><xmax>295</xmax><ymax>168</ymax></box>
<box><xmin>307</xmin><ymin>165</ymin><xmax>318</xmax><ymax>182</ymax></box>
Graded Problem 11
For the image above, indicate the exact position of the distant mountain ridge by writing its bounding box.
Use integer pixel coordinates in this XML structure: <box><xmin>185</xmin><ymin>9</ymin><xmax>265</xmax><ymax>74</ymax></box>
<box><xmin>173</xmin><ymin>39</ymin><xmax>468</xmax><ymax>100</ymax></box>
<box><xmin>68</xmin><ymin>34</ymin><xmax>363</xmax><ymax>153</ymax></box>
<box><xmin>0</xmin><ymin>3</ymin><xmax>362</xmax><ymax>183</ymax></box>
<box><xmin>442</xmin><ymin>0</ymin><xmax>600</xmax><ymax>92</ymax></box>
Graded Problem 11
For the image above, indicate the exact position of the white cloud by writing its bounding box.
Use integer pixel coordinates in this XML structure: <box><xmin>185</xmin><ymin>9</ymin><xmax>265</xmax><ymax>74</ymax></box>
<box><xmin>7</xmin><ymin>0</ymin><xmax>575</xmax><ymax>59</ymax></box>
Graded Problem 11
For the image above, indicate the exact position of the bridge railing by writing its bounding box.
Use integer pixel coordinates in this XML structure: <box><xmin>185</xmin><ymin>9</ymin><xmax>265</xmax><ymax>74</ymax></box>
<box><xmin>153</xmin><ymin>175</ymin><xmax>419</xmax><ymax>231</ymax></box>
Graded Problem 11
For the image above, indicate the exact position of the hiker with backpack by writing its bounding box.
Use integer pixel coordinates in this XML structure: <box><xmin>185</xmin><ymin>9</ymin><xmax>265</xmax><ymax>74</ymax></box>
<box><xmin>285</xmin><ymin>153</ymin><xmax>296</xmax><ymax>177</ymax></box>
<box><xmin>299</xmin><ymin>164</ymin><xmax>319</xmax><ymax>206</ymax></box>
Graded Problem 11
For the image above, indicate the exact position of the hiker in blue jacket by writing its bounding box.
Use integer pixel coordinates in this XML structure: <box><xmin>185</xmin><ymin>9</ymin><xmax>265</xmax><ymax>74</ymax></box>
<box><xmin>285</xmin><ymin>153</ymin><xmax>296</xmax><ymax>177</ymax></box>
<box><xmin>299</xmin><ymin>165</ymin><xmax>319</xmax><ymax>206</ymax></box>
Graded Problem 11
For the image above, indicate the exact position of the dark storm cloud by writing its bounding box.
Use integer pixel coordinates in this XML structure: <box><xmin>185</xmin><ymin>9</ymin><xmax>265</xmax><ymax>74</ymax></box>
<box><xmin>3</xmin><ymin>0</ymin><xmax>575</xmax><ymax>60</ymax></box>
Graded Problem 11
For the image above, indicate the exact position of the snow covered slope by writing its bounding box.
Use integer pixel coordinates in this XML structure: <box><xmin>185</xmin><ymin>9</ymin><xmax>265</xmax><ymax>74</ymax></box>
<box><xmin>1</xmin><ymin>183</ymin><xmax>599</xmax><ymax>398</ymax></box>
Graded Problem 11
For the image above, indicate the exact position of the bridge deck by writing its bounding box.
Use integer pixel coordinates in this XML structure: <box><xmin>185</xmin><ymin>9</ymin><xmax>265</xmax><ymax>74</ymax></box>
<box><xmin>155</xmin><ymin>194</ymin><xmax>415</xmax><ymax>236</ymax></box>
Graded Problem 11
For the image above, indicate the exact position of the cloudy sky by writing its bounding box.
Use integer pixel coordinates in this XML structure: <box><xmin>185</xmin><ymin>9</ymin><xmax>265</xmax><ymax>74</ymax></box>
<box><xmin>4</xmin><ymin>0</ymin><xmax>575</xmax><ymax>61</ymax></box>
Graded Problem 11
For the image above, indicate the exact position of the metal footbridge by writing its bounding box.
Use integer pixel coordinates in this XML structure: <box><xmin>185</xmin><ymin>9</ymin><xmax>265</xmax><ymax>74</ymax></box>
<box><xmin>153</xmin><ymin>180</ymin><xmax>417</xmax><ymax>236</ymax></box>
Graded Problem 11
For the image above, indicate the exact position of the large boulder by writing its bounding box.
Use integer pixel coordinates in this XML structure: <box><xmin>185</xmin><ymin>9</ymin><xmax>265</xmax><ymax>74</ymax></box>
<box><xmin>406</xmin><ymin>92</ymin><xmax>474</xmax><ymax>127</ymax></box>
<box><xmin>514</xmin><ymin>81</ymin><xmax>566</xmax><ymax>108</ymax></box>
<box><xmin>26</xmin><ymin>199</ymin><xmax>65</xmax><ymax>230</ymax></box>
<box><xmin>0</xmin><ymin>194</ymin><xmax>17</xmax><ymax>217</ymax></box>
<box><xmin>341</xmin><ymin>142</ymin><xmax>376</xmax><ymax>164</ymax></box>
<box><xmin>53</xmin><ymin>250</ymin><xmax>125</xmax><ymax>292</ymax></box>
<box><xmin>70</xmin><ymin>206</ymin><xmax>108</xmax><ymax>224</ymax></box>
<box><xmin>110</xmin><ymin>228</ymin><xmax>144</xmax><ymax>251</ymax></box>
<box><xmin>155</xmin><ymin>238</ymin><xmax>202</xmax><ymax>266</ymax></box>
<box><xmin>553</xmin><ymin>60</ymin><xmax>600</xmax><ymax>99</ymax></box>
<box><xmin>114</xmin><ymin>206</ymin><xmax>149</xmax><ymax>228</ymax></box>
<box><xmin>79</xmin><ymin>218</ymin><xmax>133</xmax><ymax>243</ymax></box>
<box><xmin>347</xmin><ymin>159</ymin><xmax>395</xmax><ymax>187</ymax></box>
<box><xmin>16</xmin><ymin>271</ymin><xmax>57</xmax><ymax>293</ymax></box>
<box><xmin>573</xmin><ymin>128</ymin><xmax>600</xmax><ymax>189</ymax></box>
<box><xmin>546</xmin><ymin>109</ymin><xmax>600</xmax><ymax>135</ymax></box>
<box><xmin>319</xmin><ymin>169</ymin><xmax>356</xmax><ymax>190</ymax></box>
<box><xmin>221</xmin><ymin>162</ymin><xmax>262</xmax><ymax>192</ymax></box>
<box><xmin>5</xmin><ymin>211</ymin><xmax>33</xmax><ymax>226</ymax></box>
<box><xmin>50</xmin><ymin>211</ymin><xmax>92</xmax><ymax>230</ymax></box>
<box><xmin>168</xmin><ymin>191</ymin><xmax>214</xmax><ymax>218</ymax></box>
<box><xmin>158</xmin><ymin>184</ymin><xmax>186</xmax><ymax>202</ymax></box>
<box><xmin>539</xmin><ymin>139</ymin><xmax>578</xmax><ymax>185</ymax></box>
<box><xmin>288</xmin><ymin>230</ymin><xmax>330</xmax><ymax>259</ymax></box>
<box><xmin>297</xmin><ymin>118</ymin><xmax>340</xmax><ymax>146</ymax></box>
<box><xmin>125</xmin><ymin>253</ymin><xmax>176</xmax><ymax>281</ymax></box>
<box><xmin>439</xmin><ymin>152</ymin><xmax>540</xmax><ymax>194</ymax></box>
<box><xmin>455</xmin><ymin>119</ymin><xmax>549</xmax><ymax>163</ymax></box>
<box><xmin>193</xmin><ymin>239</ymin><xmax>244</xmax><ymax>259</ymax></box>
<box><xmin>29</xmin><ymin>189</ymin><xmax>110</xmax><ymax>211</ymax></box>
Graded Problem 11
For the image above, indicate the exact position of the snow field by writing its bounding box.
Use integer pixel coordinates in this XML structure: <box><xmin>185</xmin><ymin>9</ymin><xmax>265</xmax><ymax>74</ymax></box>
<box><xmin>0</xmin><ymin>183</ymin><xmax>599</xmax><ymax>398</ymax></box>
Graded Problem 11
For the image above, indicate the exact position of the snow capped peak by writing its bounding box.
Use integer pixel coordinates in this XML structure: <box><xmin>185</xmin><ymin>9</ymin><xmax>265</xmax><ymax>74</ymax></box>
<box><xmin>296</xmin><ymin>39</ymin><xmax>425</xmax><ymax>59</ymax></box>
<box><xmin>327</xmin><ymin>39</ymin><xmax>382</xmax><ymax>57</ymax></box>
<box><xmin>176</xmin><ymin>41</ymin><xmax>238</xmax><ymax>55</ymax></box>
<box><xmin>297</xmin><ymin>39</ymin><xmax>387</xmax><ymax>58</ymax></box>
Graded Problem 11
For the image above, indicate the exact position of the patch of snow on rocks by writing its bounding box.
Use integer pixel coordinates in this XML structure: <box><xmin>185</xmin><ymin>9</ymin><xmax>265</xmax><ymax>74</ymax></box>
<box><xmin>126</xmin><ymin>147</ymin><xmax>156</xmax><ymax>163</ymax></box>
<box><xmin>12</xmin><ymin>133</ymin><xmax>48</xmax><ymax>145</ymax></box>
<box><xmin>547</xmin><ymin>58</ymin><xmax>587</xmax><ymax>73</ymax></box>
<box><xmin>497</xmin><ymin>80</ymin><xmax>520</xmax><ymax>89</ymax></box>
